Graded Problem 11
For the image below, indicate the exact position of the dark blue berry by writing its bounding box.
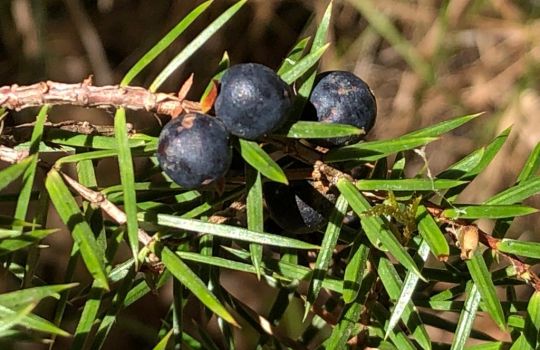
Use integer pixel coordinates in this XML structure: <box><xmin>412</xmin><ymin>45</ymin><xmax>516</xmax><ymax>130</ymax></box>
<box><xmin>309</xmin><ymin>71</ymin><xmax>377</xmax><ymax>146</ymax></box>
<box><xmin>215</xmin><ymin>63</ymin><xmax>292</xmax><ymax>140</ymax></box>
<box><xmin>157</xmin><ymin>113</ymin><xmax>232</xmax><ymax>189</ymax></box>
<box><xmin>264</xmin><ymin>181</ymin><xmax>336</xmax><ymax>234</ymax></box>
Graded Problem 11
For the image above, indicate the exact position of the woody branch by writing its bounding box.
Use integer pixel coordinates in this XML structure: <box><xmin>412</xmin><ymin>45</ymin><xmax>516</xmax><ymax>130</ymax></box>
<box><xmin>426</xmin><ymin>203</ymin><xmax>540</xmax><ymax>291</ymax></box>
<box><xmin>0</xmin><ymin>78</ymin><xmax>201</xmax><ymax>116</ymax></box>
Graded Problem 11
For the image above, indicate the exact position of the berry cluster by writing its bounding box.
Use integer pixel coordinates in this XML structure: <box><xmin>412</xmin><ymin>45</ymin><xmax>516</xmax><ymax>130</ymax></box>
<box><xmin>157</xmin><ymin>63</ymin><xmax>376</xmax><ymax>232</ymax></box>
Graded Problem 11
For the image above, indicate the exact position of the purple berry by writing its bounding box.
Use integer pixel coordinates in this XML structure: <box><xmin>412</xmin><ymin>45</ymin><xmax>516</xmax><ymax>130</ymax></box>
<box><xmin>215</xmin><ymin>63</ymin><xmax>292</xmax><ymax>140</ymax></box>
<box><xmin>157</xmin><ymin>113</ymin><xmax>232</xmax><ymax>189</ymax></box>
<box><xmin>264</xmin><ymin>181</ymin><xmax>336</xmax><ymax>234</ymax></box>
<box><xmin>309</xmin><ymin>71</ymin><xmax>377</xmax><ymax>146</ymax></box>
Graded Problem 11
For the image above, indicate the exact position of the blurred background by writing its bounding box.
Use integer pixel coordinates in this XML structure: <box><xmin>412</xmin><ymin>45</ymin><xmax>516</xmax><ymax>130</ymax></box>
<box><xmin>1</xmin><ymin>0</ymin><xmax>539</xmax><ymax>348</ymax></box>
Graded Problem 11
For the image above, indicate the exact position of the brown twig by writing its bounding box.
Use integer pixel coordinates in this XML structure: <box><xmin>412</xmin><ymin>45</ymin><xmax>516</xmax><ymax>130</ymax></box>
<box><xmin>425</xmin><ymin>202</ymin><xmax>540</xmax><ymax>291</ymax></box>
<box><xmin>4</xmin><ymin>120</ymin><xmax>133</xmax><ymax>137</ymax></box>
<box><xmin>0</xmin><ymin>145</ymin><xmax>29</xmax><ymax>163</ymax></box>
<box><xmin>313</xmin><ymin>160</ymin><xmax>354</xmax><ymax>186</ymax></box>
<box><xmin>208</xmin><ymin>200</ymin><xmax>246</xmax><ymax>226</ymax></box>
<box><xmin>57</xmin><ymin>170</ymin><xmax>166</xmax><ymax>273</ymax></box>
<box><xmin>58</xmin><ymin>170</ymin><xmax>153</xmax><ymax>246</ymax></box>
<box><xmin>0</xmin><ymin>79</ymin><xmax>201</xmax><ymax>117</ymax></box>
